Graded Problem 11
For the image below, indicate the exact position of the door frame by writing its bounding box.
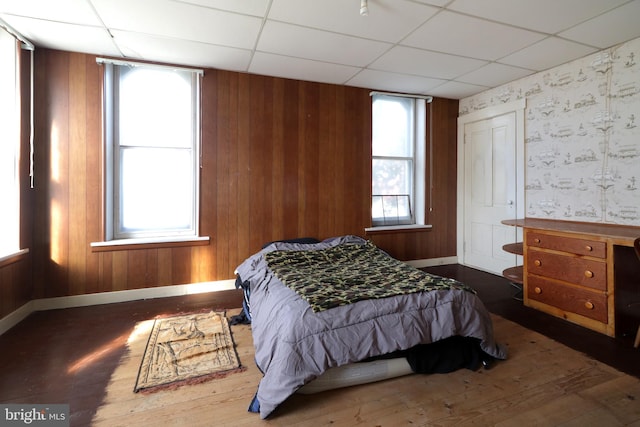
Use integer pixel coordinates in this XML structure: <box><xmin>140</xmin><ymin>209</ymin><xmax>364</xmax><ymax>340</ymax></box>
<box><xmin>456</xmin><ymin>99</ymin><xmax>526</xmax><ymax>268</ymax></box>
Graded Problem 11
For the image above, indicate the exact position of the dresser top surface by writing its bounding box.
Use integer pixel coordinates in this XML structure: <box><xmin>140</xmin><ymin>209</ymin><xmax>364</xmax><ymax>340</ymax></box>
<box><xmin>502</xmin><ymin>218</ymin><xmax>640</xmax><ymax>246</ymax></box>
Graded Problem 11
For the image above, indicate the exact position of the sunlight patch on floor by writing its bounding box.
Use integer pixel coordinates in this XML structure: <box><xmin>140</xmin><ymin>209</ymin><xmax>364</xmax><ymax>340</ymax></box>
<box><xmin>67</xmin><ymin>330</ymin><xmax>131</xmax><ymax>375</ymax></box>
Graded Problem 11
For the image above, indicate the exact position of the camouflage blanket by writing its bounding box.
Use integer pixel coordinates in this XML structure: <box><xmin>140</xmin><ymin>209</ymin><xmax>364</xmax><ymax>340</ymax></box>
<box><xmin>265</xmin><ymin>241</ymin><xmax>475</xmax><ymax>312</ymax></box>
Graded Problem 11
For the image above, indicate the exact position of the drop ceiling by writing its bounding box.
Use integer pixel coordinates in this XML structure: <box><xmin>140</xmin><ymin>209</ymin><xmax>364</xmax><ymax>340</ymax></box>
<box><xmin>1</xmin><ymin>0</ymin><xmax>640</xmax><ymax>99</ymax></box>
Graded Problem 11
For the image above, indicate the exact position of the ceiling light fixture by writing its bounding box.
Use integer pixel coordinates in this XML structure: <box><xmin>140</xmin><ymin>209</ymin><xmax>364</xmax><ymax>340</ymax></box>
<box><xmin>360</xmin><ymin>0</ymin><xmax>369</xmax><ymax>16</ymax></box>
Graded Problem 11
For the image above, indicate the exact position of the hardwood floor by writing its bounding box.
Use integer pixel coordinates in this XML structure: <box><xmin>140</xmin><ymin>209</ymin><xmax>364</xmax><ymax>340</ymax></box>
<box><xmin>423</xmin><ymin>264</ymin><xmax>640</xmax><ymax>380</ymax></box>
<box><xmin>0</xmin><ymin>291</ymin><xmax>243</xmax><ymax>426</ymax></box>
<box><xmin>0</xmin><ymin>265</ymin><xmax>638</xmax><ymax>426</ymax></box>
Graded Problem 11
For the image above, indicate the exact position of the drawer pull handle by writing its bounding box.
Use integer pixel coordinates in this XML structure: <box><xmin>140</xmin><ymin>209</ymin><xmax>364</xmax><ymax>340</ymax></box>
<box><xmin>584</xmin><ymin>301</ymin><xmax>594</xmax><ymax>310</ymax></box>
<box><xmin>584</xmin><ymin>270</ymin><xmax>594</xmax><ymax>278</ymax></box>
<box><xmin>585</xmin><ymin>245</ymin><xmax>593</xmax><ymax>251</ymax></box>
<box><xmin>533</xmin><ymin>238</ymin><xmax>541</xmax><ymax>244</ymax></box>
<box><xmin>534</xmin><ymin>259</ymin><xmax>542</xmax><ymax>267</ymax></box>
<box><xmin>534</xmin><ymin>287</ymin><xmax>542</xmax><ymax>294</ymax></box>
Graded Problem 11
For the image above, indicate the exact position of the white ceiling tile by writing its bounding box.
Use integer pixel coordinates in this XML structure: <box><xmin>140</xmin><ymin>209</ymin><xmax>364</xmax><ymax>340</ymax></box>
<box><xmin>0</xmin><ymin>15</ymin><xmax>120</xmax><ymax>56</ymax></box>
<box><xmin>370</xmin><ymin>46</ymin><xmax>488</xmax><ymax>80</ymax></box>
<box><xmin>403</xmin><ymin>11</ymin><xmax>546</xmax><ymax>61</ymax></box>
<box><xmin>499</xmin><ymin>37</ymin><xmax>598</xmax><ymax>71</ymax></box>
<box><xmin>257</xmin><ymin>21</ymin><xmax>391</xmax><ymax>67</ymax></box>
<box><xmin>173</xmin><ymin>0</ymin><xmax>271</xmax><ymax>17</ymax></box>
<box><xmin>112</xmin><ymin>31</ymin><xmax>252</xmax><ymax>71</ymax></box>
<box><xmin>559</xmin><ymin>1</ymin><xmax>640</xmax><ymax>49</ymax></box>
<box><xmin>457</xmin><ymin>63</ymin><xmax>535</xmax><ymax>87</ymax></box>
<box><xmin>413</xmin><ymin>0</ymin><xmax>450</xmax><ymax>7</ymax></box>
<box><xmin>448</xmin><ymin>0</ymin><xmax>630</xmax><ymax>34</ymax></box>
<box><xmin>0</xmin><ymin>0</ymin><xmax>102</xmax><ymax>26</ymax></box>
<box><xmin>427</xmin><ymin>80</ymin><xmax>489</xmax><ymax>99</ymax></box>
<box><xmin>346</xmin><ymin>69</ymin><xmax>446</xmax><ymax>94</ymax></box>
<box><xmin>268</xmin><ymin>0</ymin><xmax>440</xmax><ymax>43</ymax></box>
<box><xmin>2</xmin><ymin>0</ymin><xmax>638</xmax><ymax>99</ymax></box>
<box><xmin>92</xmin><ymin>0</ymin><xmax>262</xmax><ymax>49</ymax></box>
<box><xmin>248</xmin><ymin>52</ymin><xmax>360</xmax><ymax>85</ymax></box>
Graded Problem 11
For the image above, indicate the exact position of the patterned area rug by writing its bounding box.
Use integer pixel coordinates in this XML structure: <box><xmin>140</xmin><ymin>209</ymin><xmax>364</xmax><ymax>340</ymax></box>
<box><xmin>134</xmin><ymin>311</ymin><xmax>242</xmax><ymax>393</ymax></box>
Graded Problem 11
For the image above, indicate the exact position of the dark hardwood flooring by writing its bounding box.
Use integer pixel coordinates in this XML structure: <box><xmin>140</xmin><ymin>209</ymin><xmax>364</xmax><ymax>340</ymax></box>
<box><xmin>0</xmin><ymin>265</ymin><xmax>638</xmax><ymax>426</ymax></box>
<box><xmin>423</xmin><ymin>264</ymin><xmax>640</xmax><ymax>379</ymax></box>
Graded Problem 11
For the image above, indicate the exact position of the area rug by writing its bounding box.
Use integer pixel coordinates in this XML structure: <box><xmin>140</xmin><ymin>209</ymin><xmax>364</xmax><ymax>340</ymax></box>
<box><xmin>133</xmin><ymin>310</ymin><xmax>242</xmax><ymax>393</ymax></box>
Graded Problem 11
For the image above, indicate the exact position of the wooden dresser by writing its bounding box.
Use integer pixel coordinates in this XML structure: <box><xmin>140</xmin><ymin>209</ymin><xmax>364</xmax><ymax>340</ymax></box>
<box><xmin>503</xmin><ymin>218</ymin><xmax>640</xmax><ymax>337</ymax></box>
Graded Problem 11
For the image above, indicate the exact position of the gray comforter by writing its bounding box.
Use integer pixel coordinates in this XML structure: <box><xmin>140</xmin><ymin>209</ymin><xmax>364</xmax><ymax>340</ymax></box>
<box><xmin>235</xmin><ymin>235</ymin><xmax>507</xmax><ymax>419</ymax></box>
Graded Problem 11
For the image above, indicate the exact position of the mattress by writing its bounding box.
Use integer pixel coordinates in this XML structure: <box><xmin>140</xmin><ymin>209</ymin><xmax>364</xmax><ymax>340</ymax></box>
<box><xmin>297</xmin><ymin>357</ymin><xmax>413</xmax><ymax>394</ymax></box>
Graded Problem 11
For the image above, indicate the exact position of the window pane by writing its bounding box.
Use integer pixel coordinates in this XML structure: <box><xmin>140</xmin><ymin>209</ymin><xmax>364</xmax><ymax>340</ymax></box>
<box><xmin>372</xmin><ymin>195</ymin><xmax>412</xmax><ymax>225</ymax></box>
<box><xmin>372</xmin><ymin>195</ymin><xmax>384</xmax><ymax>220</ymax></box>
<box><xmin>118</xmin><ymin>67</ymin><xmax>193</xmax><ymax>148</ymax></box>
<box><xmin>395</xmin><ymin>195</ymin><xmax>411</xmax><ymax>218</ymax></box>
<box><xmin>372</xmin><ymin>158</ymin><xmax>412</xmax><ymax>196</ymax></box>
<box><xmin>372</xmin><ymin>96</ymin><xmax>413</xmax><ymax>157</ymax></box>
<box><xmin>0</xmin><ymin>142</ymin><xmax>18</xmax><ymax>254</ymax></box>
<box><xmin>119</xmin><ymin>147</ymin><xmax>193</xmax><ymax>233</ymax></box>
<box><xmin>0</xmin><ymin>29</ymin><xmax>19</xmax><ymax>256</ymax></box>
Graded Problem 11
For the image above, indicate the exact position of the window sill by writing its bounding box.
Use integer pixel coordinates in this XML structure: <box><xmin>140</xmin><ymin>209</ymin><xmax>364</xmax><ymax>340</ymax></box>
<box><xmin>0</xmin><ymin>248</ymin><xmax>30</xmax><ymax>268</ymax></box>
<box><xmin>365</xmin><ymin>224</ymin><xmax>433</xmax><ymax>234</ymax></box>
<box><xmin>90</xmin><ymin>236</ymin><xmax>210</xmax><ymax>252</ymax></box>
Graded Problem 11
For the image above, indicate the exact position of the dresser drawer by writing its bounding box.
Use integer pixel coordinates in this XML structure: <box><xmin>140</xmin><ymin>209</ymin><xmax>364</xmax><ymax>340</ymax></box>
<box><xmin>526</xmin><ymin>231</ymin><xmax>606</xmax><ymax>258</ymax></box>
<box><xmin>527</xmin><ymin>249</ymin><xmax>606</xmax><ymax>290</ymax></box>
<box><xmin>527</xmin><ymin>276</ymin><xmax>608</xmax><ymax>323</ymax></box>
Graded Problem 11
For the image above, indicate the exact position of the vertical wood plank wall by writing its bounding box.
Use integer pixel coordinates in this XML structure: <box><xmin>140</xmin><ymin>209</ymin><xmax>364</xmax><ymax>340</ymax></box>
<box><xmin>1</xmin><ymin>48</ymin><xmax>459</xmax><ymax>316</ymax></box>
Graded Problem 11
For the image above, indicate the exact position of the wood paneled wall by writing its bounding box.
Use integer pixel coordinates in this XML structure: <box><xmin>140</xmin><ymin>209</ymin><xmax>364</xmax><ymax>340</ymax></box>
<box><xmin>0</xmin><ymin>258</ymin><xmax>31</xmax><ymax>319</ymax></box>
<box><xmin>13</xmin><ymin>48</ymin><xmax>458</xmax><ymax>302</ymax></box>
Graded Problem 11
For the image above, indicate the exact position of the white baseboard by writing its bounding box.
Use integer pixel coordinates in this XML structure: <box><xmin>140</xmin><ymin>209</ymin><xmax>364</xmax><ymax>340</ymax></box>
<box><xmin>0</xmin><ymin>279</ymin><xmax>237</xmax><ymax>336</ymax></box>
<box><xmin>0</xmin><ymin>300</ymin><xmax>35</xmax><ymax>336</ymax></box>
<box><xmin>406</xmin><ymin>256</ymin><xmax>458</xmax><ymax>269</ymax></box>
<box><xmin>1</xmin><ymin>257</ymin><xmax>458</xmax><ymax>336</ymax></box>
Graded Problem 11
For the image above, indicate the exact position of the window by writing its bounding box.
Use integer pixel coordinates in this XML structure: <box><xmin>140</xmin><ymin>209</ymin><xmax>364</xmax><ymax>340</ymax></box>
<box><xmin>100</xmin><ymin>60</ymin><xmax>203</xmax><ymax>242</ymax></box>
<box><xmin>371</xmin><ymin>94</ymin><xmax>426</xmax><ymax>227</ymax></box>
<box><xmin>0</xmin><ymin>28</ymin><xmax>20</xmax><ymax>258</ymax></box>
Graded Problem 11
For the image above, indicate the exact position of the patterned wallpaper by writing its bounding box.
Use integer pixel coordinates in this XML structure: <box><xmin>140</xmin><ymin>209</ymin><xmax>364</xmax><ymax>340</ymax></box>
<box><xmin>459</xmin><ymin>37</ymin><xmax>640</xmax><ymax>226</ymax></box>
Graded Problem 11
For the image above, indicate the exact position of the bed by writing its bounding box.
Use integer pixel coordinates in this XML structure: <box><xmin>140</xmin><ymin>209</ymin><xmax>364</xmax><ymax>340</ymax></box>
<box><xmin>234</xmin><ymin>235</ymin><xmax>507</xmax><ymax>419</ymax></box>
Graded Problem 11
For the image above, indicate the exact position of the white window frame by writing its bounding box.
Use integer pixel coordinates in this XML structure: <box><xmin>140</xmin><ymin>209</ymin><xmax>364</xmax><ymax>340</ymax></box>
<box><xmin>0</xmin><ymin>27</ymin><xmax>21</xmax><ymax>260</ymax></box>
<box><xmin>370</xmin><ymin>93</ymin><xmax>427</xmax><ymax>229</ymax></box>
<box><xmin>96</xmin><ymin>59</ymin><xmax>204</xmax><ymax>245</ymax></box>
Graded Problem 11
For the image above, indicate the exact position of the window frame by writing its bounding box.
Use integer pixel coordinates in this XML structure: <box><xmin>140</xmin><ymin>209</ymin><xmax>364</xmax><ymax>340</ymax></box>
<box><xmin>0</xmin><ymin>28</ymin><xmax>21</xmax><ymax>260</ymax></box>
<box><xmin>370</xmin><ymin>93</ymin><xmax>427</xmax><ymax>229</ymax></box>
<box><xmin>96</xmin><ymin>59</ymin><xmax>205</xmax><ymax>246</ymax></box>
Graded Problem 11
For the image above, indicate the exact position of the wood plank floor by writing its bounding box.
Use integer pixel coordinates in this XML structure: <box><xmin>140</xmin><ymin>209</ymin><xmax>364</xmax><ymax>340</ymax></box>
<box><xmin>1</xmin><ymin>265</ymin><xmax>639</xmax><ymax>426</ymax></box>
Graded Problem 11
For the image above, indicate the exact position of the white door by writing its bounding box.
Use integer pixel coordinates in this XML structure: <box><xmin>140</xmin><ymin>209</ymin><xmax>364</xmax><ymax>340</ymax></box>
<box><xmin>463</xmin><ymin>113</ymin><xmax>518</xmax><ymax>275</ymax></box>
